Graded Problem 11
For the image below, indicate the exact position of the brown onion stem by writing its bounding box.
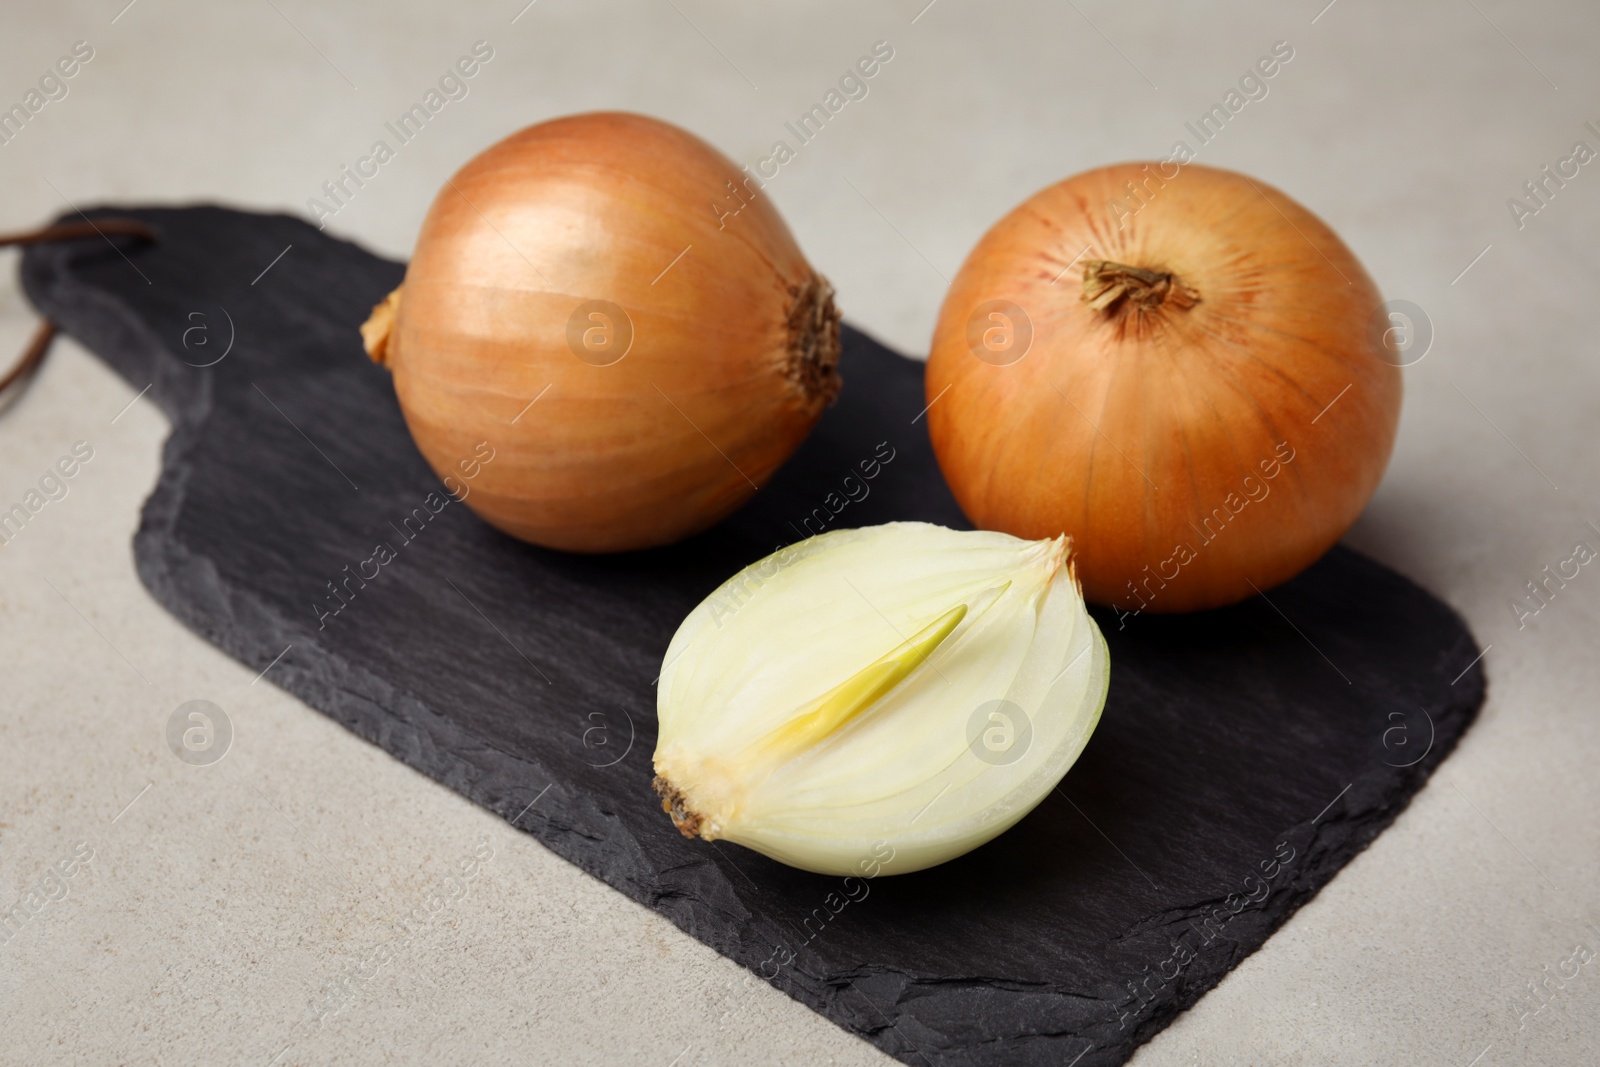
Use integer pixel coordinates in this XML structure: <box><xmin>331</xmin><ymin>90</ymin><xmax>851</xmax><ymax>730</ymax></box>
<box><xmin>1082</xmin><ymin>259</ymin><xmax>1200</xmax><ymax>318</ymax></box>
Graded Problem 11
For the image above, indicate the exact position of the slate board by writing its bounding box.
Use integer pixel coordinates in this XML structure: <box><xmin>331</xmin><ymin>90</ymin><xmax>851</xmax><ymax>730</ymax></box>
<box><xmin>21</xmin><ymin>206</ymin><xmax>1487</xmax><ymax>1066</ymax></box>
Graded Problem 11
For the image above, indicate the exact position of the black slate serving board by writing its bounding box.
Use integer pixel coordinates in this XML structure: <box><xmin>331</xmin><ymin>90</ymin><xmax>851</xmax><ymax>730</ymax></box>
<box><xmin>22</xmin><ymin>206</ymin><xmax>1486</xmax><ymax>1066</ymax></box>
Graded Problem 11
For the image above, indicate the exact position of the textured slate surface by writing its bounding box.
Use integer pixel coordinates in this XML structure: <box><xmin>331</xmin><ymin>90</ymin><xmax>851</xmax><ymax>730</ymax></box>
<box><xmin>22</xmin><ymin>206</ymin><xmax>1487</xmax><ymax>1066</ymax></box>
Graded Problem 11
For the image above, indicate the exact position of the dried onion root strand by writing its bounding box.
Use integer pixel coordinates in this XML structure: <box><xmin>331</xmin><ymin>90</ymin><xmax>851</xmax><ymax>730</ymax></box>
<box><xmin>782</xmin><ymin>274</ymin><xmax>842</xmax><ymax>408</ymax></box>
<box><xmin>366</xmin><ymin>112</ymin><xmax>842</xmax><ymax>553</ymax></box>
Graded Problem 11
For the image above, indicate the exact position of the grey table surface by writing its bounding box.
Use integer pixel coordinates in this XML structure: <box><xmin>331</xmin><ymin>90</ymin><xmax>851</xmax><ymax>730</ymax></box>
<box><xmin>1</xmin><ymin>2</ymin><xmax>1597</xmax><ymax>1064</ymax></box>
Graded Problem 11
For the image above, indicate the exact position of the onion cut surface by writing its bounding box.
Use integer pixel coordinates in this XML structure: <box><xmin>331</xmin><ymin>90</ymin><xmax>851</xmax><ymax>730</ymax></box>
<box><xmin>653</xmin><ymin>522</ymin><xmax>1109</xmax><ymax>876</ymax></box>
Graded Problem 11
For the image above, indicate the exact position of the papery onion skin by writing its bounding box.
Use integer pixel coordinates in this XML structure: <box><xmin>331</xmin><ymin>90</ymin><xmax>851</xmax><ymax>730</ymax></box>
<box><xmin>926</xmin><ymin>163</ymin><xmax>1401</xmax><ymax>613</ymax></box>
<box><xmin>370</xmin><ymin>112</ymin><xmax>841</xmax><ymax>553</ymax></box>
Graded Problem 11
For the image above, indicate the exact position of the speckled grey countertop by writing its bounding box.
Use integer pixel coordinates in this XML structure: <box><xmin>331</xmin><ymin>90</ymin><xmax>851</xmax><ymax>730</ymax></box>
<box><xmin>2</xmin><ymin>2</ymin><xmax>1597</xmax><ymax>1064</ymax></box>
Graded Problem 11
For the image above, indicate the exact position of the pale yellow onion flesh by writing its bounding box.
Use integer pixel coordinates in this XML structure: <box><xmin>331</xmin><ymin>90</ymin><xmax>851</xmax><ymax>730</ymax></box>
<box><xmin>653</xmin><ymin>522</ymin><xmax>1109</xmax><ymax>876</ymax></box>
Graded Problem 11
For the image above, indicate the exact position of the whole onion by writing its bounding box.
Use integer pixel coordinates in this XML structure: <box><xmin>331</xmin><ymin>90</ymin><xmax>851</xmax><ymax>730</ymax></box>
<box><xmin>362</xmin><ymin>112</ymin><xmax>841</xmax><ymax>553</ymax></box>
<box><xmin>925</xmin><ymin>163</ymin><xmax>1401</xmax><ymax>613</ymax></box>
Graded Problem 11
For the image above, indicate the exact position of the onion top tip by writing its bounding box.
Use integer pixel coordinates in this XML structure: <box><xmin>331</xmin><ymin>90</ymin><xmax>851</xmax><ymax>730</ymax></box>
<box><xmin>360</xmin><ymin>286</ymin><xmax>402</xmax><ymax>367</ymax></box>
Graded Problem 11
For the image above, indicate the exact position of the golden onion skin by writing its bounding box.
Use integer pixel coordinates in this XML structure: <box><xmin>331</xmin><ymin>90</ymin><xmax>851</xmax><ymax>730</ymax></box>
<box><xmin>926</xmin><ymin>163</ymin><xmax>1401</xmax><ymax>613</ymax></box>
<box><xmin>381</xmin><ymin>112</ymin><xmax>839</xmax><ymax>553</ymax></box>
